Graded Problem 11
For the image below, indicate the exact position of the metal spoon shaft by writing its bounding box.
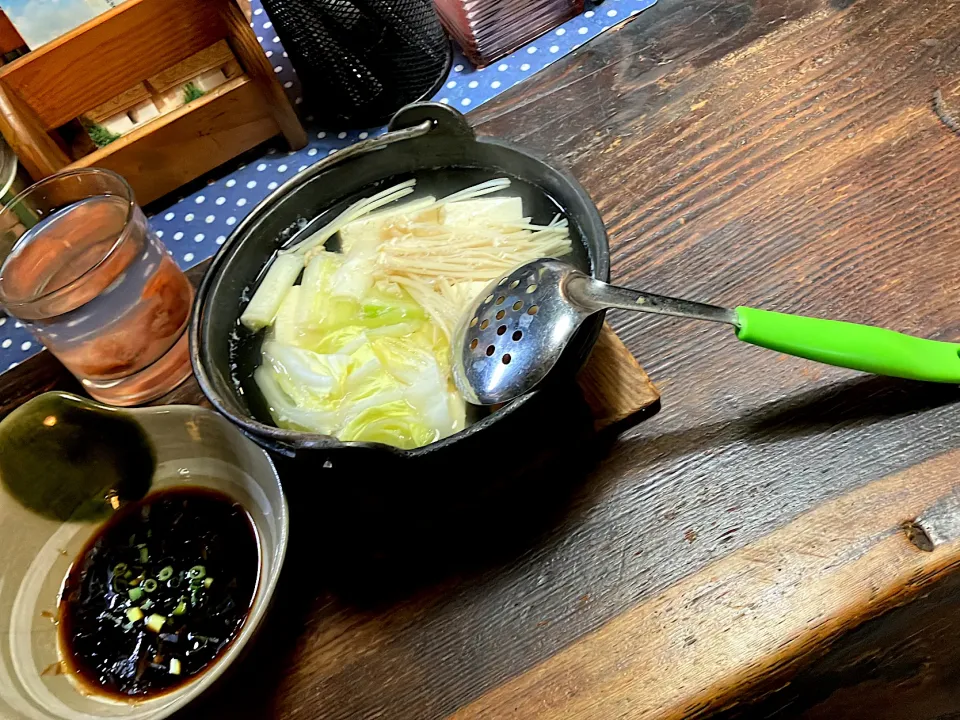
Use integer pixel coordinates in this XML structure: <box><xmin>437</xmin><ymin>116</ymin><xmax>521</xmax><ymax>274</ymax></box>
<box><xmin>566</xmin><ymin>275</ymin><xmax>739</xmax><ymax>326</ymax></box>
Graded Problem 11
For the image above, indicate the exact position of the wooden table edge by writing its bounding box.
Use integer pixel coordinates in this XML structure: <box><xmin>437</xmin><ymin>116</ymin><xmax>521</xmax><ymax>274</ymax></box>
<box><xmin>451</xmin><ymin>449</ymin><xmax>960</xmax><ymax>719</ymax></box>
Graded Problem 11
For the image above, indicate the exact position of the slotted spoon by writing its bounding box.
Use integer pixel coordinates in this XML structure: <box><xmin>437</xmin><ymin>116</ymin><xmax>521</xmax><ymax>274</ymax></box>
<box><xmin>452</xmin><ymin>259</ymin><xmax>960</xmax><ymax>406</ymax></box>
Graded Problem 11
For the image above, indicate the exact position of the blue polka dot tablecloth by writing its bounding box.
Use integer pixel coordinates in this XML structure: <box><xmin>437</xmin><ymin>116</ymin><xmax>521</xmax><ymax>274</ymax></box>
<box><xmin>0</xmin><ymin>0</ymin><xmax>655</xmax><ymax>370</ymax></box>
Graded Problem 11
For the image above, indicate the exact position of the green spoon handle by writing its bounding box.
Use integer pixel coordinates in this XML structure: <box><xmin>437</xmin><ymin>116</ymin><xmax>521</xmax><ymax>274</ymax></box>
<box><xmin>734</xmin><ymin>307</ymin><xmax>960</xmax><ymax>383</ymax></box>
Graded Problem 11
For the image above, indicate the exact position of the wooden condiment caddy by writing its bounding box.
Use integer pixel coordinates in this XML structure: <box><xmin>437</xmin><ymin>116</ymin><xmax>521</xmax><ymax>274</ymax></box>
<box><xmin>0</xmin><ymin>0</ymin><xmax>307</xmax><ymax>205</ymax></box>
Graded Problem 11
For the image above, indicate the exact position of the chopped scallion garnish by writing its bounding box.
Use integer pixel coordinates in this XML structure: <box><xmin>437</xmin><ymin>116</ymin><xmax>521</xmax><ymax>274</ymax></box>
<box><xmin>145</xmin><ymin>614</ymin><xmax>166</xmax><ymax>633</ymax></box>
<box><xmin>158</xmin><ymin>566</ymin><xmax>174</xmax><ymax>582</ymax></box>
<box><xmin>172</xmin><ymin>599</ymin><xmax>187</xmax><ymax>616</ymax></box>
<box><xmin>203</xmin><ymin>577</ymin><xmax>214</xmax><ymax>588</ymax></box>
<box><xmin>127</xmin><ymin>588</ymin><xmax>143</xmax><ymax>602</ymax></box>
<box><xmin>126</xmin><ymin>607</ymin><xmax>144</xmax><ymax>623</ymax></box>
<box><xmin>143</xmin><ymin>578</ymin><xmax>158</xmax><ymax>593</ymax></box>
<box><xmin>187</xmin><ymin>565</ymin><xmax>206</xmax><ymax>580</ymax></box>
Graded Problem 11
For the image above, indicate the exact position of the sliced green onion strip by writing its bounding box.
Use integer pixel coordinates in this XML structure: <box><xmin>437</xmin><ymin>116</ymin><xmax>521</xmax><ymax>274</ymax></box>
<box><xmin>203</xmin><ymin>577</ymin><xmax>214</xmax><ymax>588</ymax></box>
<box><xmin>187</xmin><ymin>565</ymin><xmax>206</xmax><ymax>580</ymax></box>
<box><xmin>127</xmin><ymin>588</ymin><xmax>143</xmax><ymax>602</ymax></box>
<box><xmin>173</xmin><ymin>599</ymin><xmax>187</xmax><ymax>616</ymax></box>
<box><xmin>126</xmin><ymin>607</ymin><xmax>144</xmax><ymax>623</ymax></box>
<box><xmin>143</xmin><ymin>578</ymin><xmax>158</xmax><ymax>593</ymax></box>
<box><xmin>158</xmin><ymin>566</ymin><xmax>174</xmax><ymax>581</ymax></box>
<box><xmin>112</xmin><ymin>562</ymin><xmax>128</xmax><ymax>576</ymax></box>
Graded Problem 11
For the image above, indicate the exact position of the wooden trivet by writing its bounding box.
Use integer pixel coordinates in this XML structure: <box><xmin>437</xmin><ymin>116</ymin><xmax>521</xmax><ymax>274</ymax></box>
<box><xmin>580</xmin><ymin>322</ymin><xmax>660</xmax><ymax>431</ymax></box>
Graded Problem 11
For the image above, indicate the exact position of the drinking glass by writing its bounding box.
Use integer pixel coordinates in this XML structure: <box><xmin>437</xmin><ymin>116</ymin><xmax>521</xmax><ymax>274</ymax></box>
<box><xmin>0</xmin><ymin>169</ymin><xmax>194</xmax><ymax>406</ymax></box>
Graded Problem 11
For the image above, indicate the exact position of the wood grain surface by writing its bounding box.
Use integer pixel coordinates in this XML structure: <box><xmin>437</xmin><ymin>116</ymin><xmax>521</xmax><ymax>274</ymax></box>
<box><xmin>0</xmin><ymin>11</ymin><xmax>23</xmax><ymax>56</ymax></box>
<box><xmin>3</xmin><ymin>0</ymin><xmax>960</xmax><ymax>716</ymax></box>
<box><xmin>221</xmin><ymin>0</ymin><xmax>309</xmax><ymax>149</ymax></box>
<box><xmin>0</xmin><ymin>0</ymin><xmax>227</xmax><ymax>131</ymax></box>
<box><xmin>0</xmin><ymin>83</ymin><xmax>70</xmax><ymax>178</ymax></box>
<box><xmin>452</xmin><ymin>449</ymin><xmax>960</xmax><ymax>718</ymax></box>
<box><xmin>584</xmin><ymin>323</ymin><xmax>661</xmax><ymax>431</ymax></box>
<box><xmin>145</xmin><ymin>39</ymin><xmax>236</xmax><ymax>95</ymax></box>
<box><xmin>68</xmin><ymin>77</ymin><xmax>284</xmax><ymax>204</ymax></box>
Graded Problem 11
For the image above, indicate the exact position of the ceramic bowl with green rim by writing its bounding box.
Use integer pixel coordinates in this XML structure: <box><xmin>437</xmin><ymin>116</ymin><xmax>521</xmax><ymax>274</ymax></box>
<box><xmin>0</xmin><ymin>393</ymin><xmax>288</xmax><ymax>719</ymax></box>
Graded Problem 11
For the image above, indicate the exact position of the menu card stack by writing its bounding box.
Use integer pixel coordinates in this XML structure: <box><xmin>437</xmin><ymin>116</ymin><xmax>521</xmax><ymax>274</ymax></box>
<box><xmin>434</xmin><ymin>0</ymin><xmax>584</xmax><ymax>67</ymax></box>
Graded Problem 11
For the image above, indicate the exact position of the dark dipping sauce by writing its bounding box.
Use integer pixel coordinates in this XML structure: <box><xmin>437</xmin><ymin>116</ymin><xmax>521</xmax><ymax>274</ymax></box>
<box><xmin>58</xmin><ymin>487</ymin><xmax>259</xmax><ymax>699</ymax></box>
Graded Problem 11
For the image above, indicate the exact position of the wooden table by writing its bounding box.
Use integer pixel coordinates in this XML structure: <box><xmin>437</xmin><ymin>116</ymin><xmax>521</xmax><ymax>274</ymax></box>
<box><xmin>6</xmin><ymin>0</ymin><xmax>960</xmax><ymax>716</ymax></box>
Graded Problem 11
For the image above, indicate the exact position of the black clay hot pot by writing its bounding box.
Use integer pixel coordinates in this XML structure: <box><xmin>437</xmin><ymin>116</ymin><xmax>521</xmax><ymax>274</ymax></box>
<box><xmin>190</xmin><ymin>103</ymin><xmax>610</xmax><ymax>467</ymax></box>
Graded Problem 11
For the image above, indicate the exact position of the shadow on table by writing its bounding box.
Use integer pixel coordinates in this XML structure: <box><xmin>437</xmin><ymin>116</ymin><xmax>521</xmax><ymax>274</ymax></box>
<box><xmin>568</xmin><ymin>374</ymin><xmax>960</xmax><ymax>532</ymax></box>
<box><xmin>743</xmin><ymin>375</ymin><xmax>960</xmax><ymax>443</ymax></box>
<box><xmin>174</xmin><ymin>378</ymin><xmax>612</xmax><ymax>718</ymax></box>
<box><xmin>604</xmin><ymin>375</ymin><xmax>960</xmax><ymax>471</ymax></box>
<box><xmin>176</xmin><ymin>375</ymin><xmax>960</xmax><ymax>718</ymax></box>
<box><xmin>278</xmin><ymin>379</ymin><xmax>607</xmax><ymax>604</ymax></box>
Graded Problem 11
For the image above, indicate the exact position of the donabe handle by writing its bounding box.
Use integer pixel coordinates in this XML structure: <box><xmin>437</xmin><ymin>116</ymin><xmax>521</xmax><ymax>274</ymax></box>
<box><xmin>387</xmin><ymin>102</ymin><xmax>476</xmax><ymax>139</ymax></box>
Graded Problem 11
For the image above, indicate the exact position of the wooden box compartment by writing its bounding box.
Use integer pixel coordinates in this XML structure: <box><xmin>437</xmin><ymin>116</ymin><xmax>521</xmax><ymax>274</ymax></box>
<box><xmin>0</xmin><ymin>0</ymin><xmax>306</xmax><ymax>204</ymax></box>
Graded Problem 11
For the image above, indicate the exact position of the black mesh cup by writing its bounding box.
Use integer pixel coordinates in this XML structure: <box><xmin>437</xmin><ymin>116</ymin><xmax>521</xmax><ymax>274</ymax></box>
<box><xmin>261</xmin><ymin>0</ymin><xmax>453</xmax><ymax>127</ymax></box>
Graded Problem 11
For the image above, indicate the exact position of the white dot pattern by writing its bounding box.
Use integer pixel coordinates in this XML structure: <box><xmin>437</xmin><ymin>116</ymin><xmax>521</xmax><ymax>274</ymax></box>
<box><xmin>0</xmin><ymin>0</ymin><xmax>657</xmax><ymax>367</ymax></box>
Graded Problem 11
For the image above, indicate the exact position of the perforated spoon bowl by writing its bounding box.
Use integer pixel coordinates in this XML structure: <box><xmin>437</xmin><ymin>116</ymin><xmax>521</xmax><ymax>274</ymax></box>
<box><xmin>452</xmin><ymin>258</ymin><xmax>960</xmax><ymax>406</ymax></box>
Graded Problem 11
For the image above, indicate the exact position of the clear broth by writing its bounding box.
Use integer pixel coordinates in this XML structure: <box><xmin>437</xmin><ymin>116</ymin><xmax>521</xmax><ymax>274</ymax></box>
<box><xmin>228</xmin><ymin>168</ymin><xmax>591</xmax><ymax>434</ymax></box>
